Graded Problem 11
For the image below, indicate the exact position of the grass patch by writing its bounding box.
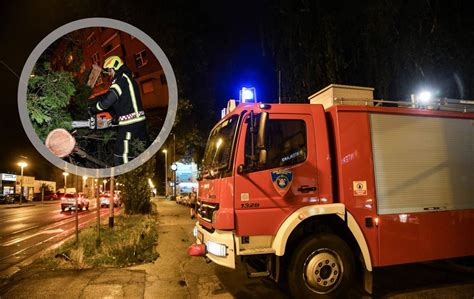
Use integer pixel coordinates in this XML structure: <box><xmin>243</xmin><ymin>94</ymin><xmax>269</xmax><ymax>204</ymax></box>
<box><xmin>37</xmin><ymin>214</ymin><xmax>159</xmax><ymax>269</ymax></box>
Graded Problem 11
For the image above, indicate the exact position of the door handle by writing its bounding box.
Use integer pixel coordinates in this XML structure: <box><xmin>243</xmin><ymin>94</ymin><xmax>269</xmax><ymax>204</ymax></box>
<box><xmin>297</xmin><ymin>186</ymin><xmax>317</xmax><ymax>193</ymax></box>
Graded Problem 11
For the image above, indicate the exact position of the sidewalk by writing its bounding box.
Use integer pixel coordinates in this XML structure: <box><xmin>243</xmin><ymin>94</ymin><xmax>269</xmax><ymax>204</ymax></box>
<box><xmin>0</xmin><ymin>201</ymin><xmax>58</xmax><ymax>209</ymax></box>
<box><xmin>0</xmin><ymin>198</ymin><xmax>249</xmax><ymax>299</ymax></box>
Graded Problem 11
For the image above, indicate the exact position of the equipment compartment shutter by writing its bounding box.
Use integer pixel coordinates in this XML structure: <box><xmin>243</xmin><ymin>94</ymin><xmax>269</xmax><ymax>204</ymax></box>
<box><xmin>370</xmin><ymin>113</ymin><xmax>474</xmax><ymax>214</ymax></box>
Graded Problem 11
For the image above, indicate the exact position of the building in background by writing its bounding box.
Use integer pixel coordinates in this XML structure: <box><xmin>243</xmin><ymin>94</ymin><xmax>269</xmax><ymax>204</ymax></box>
<box><xmin>0</xmin><ymin>173</ymin><xmax>17</xmax><ymax>195</ymax></box>
<box><xmin>16</xmin><ymin>176</ymin><xmax>35</xmax><ymax>200</ymax></box>
<box><xmin>34</xmin><ymin>180</ymin><xmax>56</xmax><ymax>193</ymax></box>
<box><xmin>175</xmin><ymin>161</ymin><xmax>198</xmax><ymax>194</ymax></box>
<box><xmin>52</xmin><ymin>27</ymin><xmax>168</xmax><ymax>110</ymax></box>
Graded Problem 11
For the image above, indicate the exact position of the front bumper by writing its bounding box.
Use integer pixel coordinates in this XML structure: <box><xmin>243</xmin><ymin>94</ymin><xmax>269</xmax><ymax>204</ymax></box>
<box><xmin>190</xmin><ymin>222</ymin><xmax>236</xmax><ymax>269</ymax></box>
<box><xmin>62</xmin><ymin>202</ymin><xmax>79</xmax><ymax>209</ymax></box>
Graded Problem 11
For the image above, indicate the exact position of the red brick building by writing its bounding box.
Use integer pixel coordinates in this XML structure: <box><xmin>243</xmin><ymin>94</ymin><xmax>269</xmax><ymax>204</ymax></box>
<box><xmin>53</xmin><ymin>27</ymin><xmax>168</xmax><ymax>109</ymax></box>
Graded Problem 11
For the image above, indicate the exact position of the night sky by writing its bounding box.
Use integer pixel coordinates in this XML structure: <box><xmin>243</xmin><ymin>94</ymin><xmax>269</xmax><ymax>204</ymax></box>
<box><xmin>0</xmin><ymin>1</ymin><xmax>473</xmax><ymax>182</ymax></box>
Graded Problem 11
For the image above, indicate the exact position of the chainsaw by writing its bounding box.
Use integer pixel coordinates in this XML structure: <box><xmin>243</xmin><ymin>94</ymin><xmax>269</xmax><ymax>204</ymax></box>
<box><xmin>71</xmin><ymin>113</ymin><xmax>117</xmax><ymax>130</ymax></box>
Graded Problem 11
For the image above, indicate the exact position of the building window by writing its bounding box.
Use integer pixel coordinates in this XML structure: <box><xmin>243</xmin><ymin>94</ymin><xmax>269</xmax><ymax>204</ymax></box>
<box><xmin>66</xmin><ymin>54</ymin><xmax>73</xmax><ymax>65</ymax></box>
<box><xmin>101</xmin><ymin>33</ymin><xmax>120</xmax><ymax>56</ymax></box>
<box><xmin>87</xmin><ymin>33</ymin><xmax>96</xmax><ymax>46</ymax></box>
<box><xmin>104</xmin><ymin>43</ymin><xmax>114</xmax><ymax>54</ymax></box>
<box><xmin>91</xmin><ymin>52</ymin><xmax>100</xmax><ymax>66</ymax></box>
<box><xmin>134</xmin><ymin>50</ymin><xmax>147</xmax><ymax>68</ymax></box>
<box><xmin>160</xmin><ymin>74</ymin><xmax>167</xmax><ymax>85</ymax></box>
<box><xmin>142</xmin><ymin>80</ymin><xmax>154</xmax><ymax>94</ymax></box>
<box><xmin>80</xmin><ymin>63</ymin><xmax>86</xmax><ymax>74</ymax></box>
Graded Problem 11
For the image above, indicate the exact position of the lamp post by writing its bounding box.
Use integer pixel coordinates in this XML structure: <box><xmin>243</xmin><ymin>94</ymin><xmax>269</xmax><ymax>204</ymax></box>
<box><xmin>62</xmin><ymin>172</ymin><xmax>69</xmax><ymax>192</ymax></box>
<box><xmin>171</xmin><ymin>163</ymin><xmax>177</xmax><ymax>200</ymax></box>
<box><xmin>17</xmin><ymin>162</ymin><xmax>27</xmax><ymax>205</ymax></box>
<box><xmin>162</xmin><ymin>149</ymin><xmax>168</xmax><ymax>198</ymax></box>
<box><xmin>95</xmin><ymin>178</ymin><xmax>100</xmax><ymax>245</ymax></box>
<box><xmin>82</xmin><ymin>176</ymin><xmax>88</xmax><ymax>195</ymax></box>
<box><xmin>171</xmin><ymin>133</ymin><xmax>176</xmax><ymax>199</ymax></box>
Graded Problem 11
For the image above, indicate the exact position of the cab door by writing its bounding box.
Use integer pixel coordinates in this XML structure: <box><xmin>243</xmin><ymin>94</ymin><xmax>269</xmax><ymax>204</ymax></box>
<box><xmin>234</xmin><ymin>112</ymin><xmax>319</xmax><ymax>236</ymax></box>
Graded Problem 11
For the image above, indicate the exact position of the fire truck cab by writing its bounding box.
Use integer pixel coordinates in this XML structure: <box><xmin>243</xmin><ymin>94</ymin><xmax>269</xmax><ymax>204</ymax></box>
<box><xmin>189</xmin><ymin>84</ymin><xmax>474</xmax><ymax>297</ymax></box>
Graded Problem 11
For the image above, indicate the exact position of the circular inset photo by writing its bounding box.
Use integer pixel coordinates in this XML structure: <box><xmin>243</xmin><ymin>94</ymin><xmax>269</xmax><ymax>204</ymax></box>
<box><xmin>18</xmin><ymin>18</ymin><xmax>177</xmax><ymax>178</ymax></box>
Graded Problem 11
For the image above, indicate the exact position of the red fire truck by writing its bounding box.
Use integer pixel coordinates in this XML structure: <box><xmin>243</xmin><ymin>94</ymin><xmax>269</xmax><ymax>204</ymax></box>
<box><xmin>188</xmin><ymin>84</ymin><xmax>474</xmax><ymax>297</ymax></box>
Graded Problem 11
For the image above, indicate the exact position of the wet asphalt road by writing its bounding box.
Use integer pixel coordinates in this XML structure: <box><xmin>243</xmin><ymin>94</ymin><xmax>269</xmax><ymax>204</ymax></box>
<box><xmin>0</xmin><ymin>200</ymin><xmax>118</xmax><ymax>276</ymax></box>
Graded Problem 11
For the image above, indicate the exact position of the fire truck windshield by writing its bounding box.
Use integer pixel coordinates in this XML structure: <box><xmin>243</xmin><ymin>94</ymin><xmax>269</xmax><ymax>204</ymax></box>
<box><xmin>202</xmin><ymin>115</ymin><xmax>239</xmax><ymax>178</ymax></box>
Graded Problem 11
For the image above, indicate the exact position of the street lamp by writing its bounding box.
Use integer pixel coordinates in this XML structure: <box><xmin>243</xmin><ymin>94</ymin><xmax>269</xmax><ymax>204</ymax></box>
<box><xmin>171</xmin><ymin>163</ymin><xmax>177</xmax><ymax>200</ymax></box>
<box><xmin>62</xmin><ymin>172</ymin><xmax>69</xmax><ymax>192</ymax></box>
<box><xmin>162</xmin><ymin>149</ymin><xmax>168</xmax><ymax>198</ymax></box>
<box><xmin>17</xmin><ymin>161</ymin><xmax>27</xmax><ymax>204</ymax></box>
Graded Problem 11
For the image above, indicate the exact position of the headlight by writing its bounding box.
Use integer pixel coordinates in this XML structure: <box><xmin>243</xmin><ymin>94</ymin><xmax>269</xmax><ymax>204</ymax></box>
<box><xmin>192</xmin><ymin>226</ymin><xmax>198</xmax><ymax>238</ymax></box>
<box><xmin>206</xmin><ymin>241</ymin><xmax>227</xmax><ymax>257</ymax></box>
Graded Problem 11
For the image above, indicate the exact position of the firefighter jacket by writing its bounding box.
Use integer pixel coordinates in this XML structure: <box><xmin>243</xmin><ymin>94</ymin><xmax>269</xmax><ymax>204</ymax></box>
<box><xmin>90</xmin><ymin>66</ymin><xmax>146</xmax><ymax>126</ymax></box>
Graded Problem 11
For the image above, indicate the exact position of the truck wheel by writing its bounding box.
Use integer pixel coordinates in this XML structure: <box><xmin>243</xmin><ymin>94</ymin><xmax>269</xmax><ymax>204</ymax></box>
<box><xmin>287</xmin><ymin>233</ymin><xmax>355</xmax><ymax>298</ymax></box>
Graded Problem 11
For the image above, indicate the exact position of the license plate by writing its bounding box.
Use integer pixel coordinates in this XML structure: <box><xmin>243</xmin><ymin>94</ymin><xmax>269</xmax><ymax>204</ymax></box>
<box><xmin>197</xmin><ymin>231</ymin><xmax>204</xmax><ymax>244</ymax></box>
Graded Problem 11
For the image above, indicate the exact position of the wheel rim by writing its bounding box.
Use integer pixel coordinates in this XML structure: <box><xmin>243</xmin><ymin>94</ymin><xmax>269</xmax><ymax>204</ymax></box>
<box><xmin>303</xmin><ymin>248</ymin><xmax>343</xmax><ymax>294</ymax></box>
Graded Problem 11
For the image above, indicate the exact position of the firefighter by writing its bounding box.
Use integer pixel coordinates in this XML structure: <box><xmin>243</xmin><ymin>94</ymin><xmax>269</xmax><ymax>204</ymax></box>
<box><xmin>89</xmin><ymin>55</ymin><xmax>149</xmax><ymax>166</ymax></box>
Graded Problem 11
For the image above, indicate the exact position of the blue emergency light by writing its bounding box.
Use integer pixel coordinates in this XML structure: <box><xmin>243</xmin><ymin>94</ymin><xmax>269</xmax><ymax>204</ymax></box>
<box><xmin>240</xmin><ymin>87</ymin><xmax>257</xmax><ymax>103</ymax></box>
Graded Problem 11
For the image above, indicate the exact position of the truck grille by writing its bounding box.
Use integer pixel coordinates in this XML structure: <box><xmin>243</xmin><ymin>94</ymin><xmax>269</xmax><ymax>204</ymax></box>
<box><xmin>197</xmin><ymin>201</ymin><xmax>219</xmax><ymax>223</ymax></box>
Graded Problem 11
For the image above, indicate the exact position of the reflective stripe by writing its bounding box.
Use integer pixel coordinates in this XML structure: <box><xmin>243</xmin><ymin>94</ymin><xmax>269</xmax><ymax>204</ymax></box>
<box><xmin>96</xmin><ymin>102</ymin><xmax>104</xmax><ymax>111</ymax></box>
<box><xmin>110</xmin><ymin>84</ymin><xmax>122</xmax><ymax>96</ymax></box>
<box><xmin>118</xmin><ymin>115</ymin><xmax>146</xmax><ymax>126</ymax></box>
<box><xmin>119</xmin><ymin>111</ymin><xmax>145</xmax><ymax>121</ymax></box>
<box><xmin>123</xmin><ymin>73</ymin><xmax>139</xmax><ymax>117</ymax></box>
<box><xmin>123</xmin><ymin>132</ymin><xmax>132</xmax><ymax>163</ymax></box>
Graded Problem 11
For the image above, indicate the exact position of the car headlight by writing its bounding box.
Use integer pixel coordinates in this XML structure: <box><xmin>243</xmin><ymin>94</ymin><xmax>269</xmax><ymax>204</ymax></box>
<box><xmin>193</xmin><ymin>226</ymin><xmax>198</xmax><ymax>238</ymax></box>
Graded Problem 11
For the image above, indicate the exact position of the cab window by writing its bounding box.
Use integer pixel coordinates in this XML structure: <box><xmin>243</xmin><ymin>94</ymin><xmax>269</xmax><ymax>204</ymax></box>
<box><xmin>245</xmin><ymin>119</ymin><xmax>307</xmax><ymax>170</ymax></box>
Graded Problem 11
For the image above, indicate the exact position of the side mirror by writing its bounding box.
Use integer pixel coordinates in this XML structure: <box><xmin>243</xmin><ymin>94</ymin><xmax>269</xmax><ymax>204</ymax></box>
<box><xmin>256</xmin><ymin>112</ymin><xmax>268</xmax><ymax>165</ymax></box>
<box><xmin>237</xmin><ymin>164</ymin><xmax>245</xmax><ymax>174</ymax></box>
<box><xmin>258</xmin><ymin>149</ymin><xmax>267</xmax><ymax>165</ymax></box>
<box><xmin>197</xmin><ymin>171</ymin><xmax>203</xmax><ymax>181</ymax></box>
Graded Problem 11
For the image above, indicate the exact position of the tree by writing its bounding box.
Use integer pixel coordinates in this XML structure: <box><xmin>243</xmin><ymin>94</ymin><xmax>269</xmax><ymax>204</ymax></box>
<box><xmin>27</xmin><ymin>63</ymin><xmax>75</xmax><ymax>141</ymax></box>
<box><xmin>118</xmin><ymin>157</ymin><xmax>156</xmax><ymax>214</ymax></box>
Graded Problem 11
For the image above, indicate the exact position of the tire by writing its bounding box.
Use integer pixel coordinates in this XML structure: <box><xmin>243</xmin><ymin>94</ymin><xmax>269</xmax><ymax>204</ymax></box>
<box><xmin>287</xmin><ymin>233</ymin><xmax>355</xmax><ymax>298</ymax></box>
<box><xmin>61</xmin><ymin>206</ymin><xmax>65</xmax><ymax>212</ymax></box>
<box><xmin>86</xmin><ymin>205</ymin><xmax>89</xmax><ymax>211</ymax></box>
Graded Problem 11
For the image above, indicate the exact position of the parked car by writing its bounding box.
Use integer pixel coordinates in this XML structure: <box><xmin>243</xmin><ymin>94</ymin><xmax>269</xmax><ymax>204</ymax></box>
<box><xmin>60</xmin><ymin>192</ymin><xmax>89</xmax><ymax>212</ymax></box>
<box><xmin>12</xmin><ymin>194</ymin><xmax>29</xmax><ymax>203</ymax></box>
<box><xmin>32</xmin><ymin>191</ymin><xmax>58</xmax><ymax>201</ymax></box>
<box><xmin>176</xmin><ymin>194</ymin><xmax>184</xmax><ymax>204</ymax></box>
<box><xmin>99</xmin><ymin>192</ymin><xmax>120</xmax><ymax>208</ymax></box>
<box><xmin>0</xmin><ymin>194</ymin><xmax>14</xmax><ymax>204</ymax></box>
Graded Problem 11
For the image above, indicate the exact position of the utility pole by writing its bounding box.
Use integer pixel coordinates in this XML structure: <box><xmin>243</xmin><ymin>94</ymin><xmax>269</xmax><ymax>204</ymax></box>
<box><xmin>17</xmin><ymin>161</ymin><xmax>27</xmax><ymax>205</ymax></box>
<box><xmin>95</xmin><ymin>176</ymin><xmax>100</xmax><ymax>246</ymax></box>
<box><xmin>75</xmin><ymin>172</ymin><xmax>79</xmax><ymax>243</ymax></box>
<box><xmin>109</xmin><ymin>169</ymin><xmax>115</xmax><ymax>228</ymax></box>
<box><xmin>172</xmin><ymin>133</ymin><xmax>176</xmax><ymax>199</ymax></box>
<box><xmin>163</xmin><ymin>149</ymin><xmax>168</xmax><ymax>198</ymax></box>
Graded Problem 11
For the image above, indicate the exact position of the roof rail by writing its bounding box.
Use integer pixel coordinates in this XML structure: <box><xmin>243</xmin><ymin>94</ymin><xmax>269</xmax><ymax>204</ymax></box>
<box><xmin>333</xmin><ymin>97</ymin><xmax>474</xmax><ymax>113</ymax></box>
